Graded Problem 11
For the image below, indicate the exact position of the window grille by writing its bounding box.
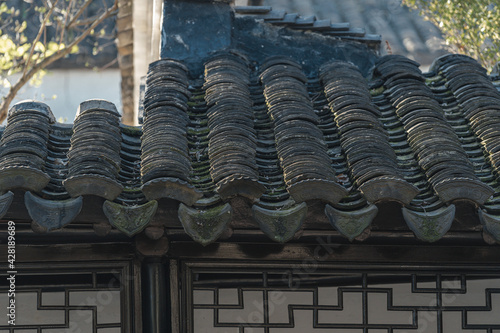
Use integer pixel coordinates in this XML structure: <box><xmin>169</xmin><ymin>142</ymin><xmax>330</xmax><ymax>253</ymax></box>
<box><xmin>181</xmin><ymin>263</ymin><xmax>500</xmax><ymax>333</ymax></box>
<box><xmin>0</xmin><ymin>262</ymin><xmax>133</xmax><ymax>333</ymax></box>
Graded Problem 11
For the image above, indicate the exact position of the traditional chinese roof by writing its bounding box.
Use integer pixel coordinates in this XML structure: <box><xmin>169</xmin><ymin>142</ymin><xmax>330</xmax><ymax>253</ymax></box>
<box><xmin>2</xmin><ymin>53</ymin><xmax>500</xmax><ymax>246</ymax></box>
<box><xmin>2</xmin><ymin>0</ymin><xmax>500</xmax><ymax>246</ymax></box>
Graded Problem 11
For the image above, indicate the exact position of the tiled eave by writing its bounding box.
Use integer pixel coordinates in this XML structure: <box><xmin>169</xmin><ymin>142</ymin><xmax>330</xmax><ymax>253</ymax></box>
<box><xmin>1</xmin><ymin>54</ymin><xmax>500</xmax><ymax>246</ymax></box>
<box><xmin>1</xmin><ymin>192</ymin><xmax>487</xmax><ymax>246</ymax></box>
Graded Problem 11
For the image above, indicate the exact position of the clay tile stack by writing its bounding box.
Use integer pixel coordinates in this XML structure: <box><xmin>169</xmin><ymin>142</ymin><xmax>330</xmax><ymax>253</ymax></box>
<box><xmin>435</xmin><ymin>55</ymin><xmax>500</xmax><ymax>174</ymax></box>
<box><xmin>203</xmin><ymin>52</ymin><xmax>263</xmax><ymax>200</ymax></box>
<box><xmin>320</xmin><ymin>61</ymin><xmax>413</xmax><ymax>203</ymax></box>
<box><xmin>260</xmin><ymin>59</ymin><xmax>323</xmax><ymax>181</ymax></box>
<box><xmin>1</xmin><ymin>101</ymin><xmax>54</xmax><ymax>171</ymax></box>
<box><xmin>260</xmin><ymin>56</ymin><xmax>346</xmax><ymax>204</ymax></box>
<box><xmin>0</xmin><ymin>101</ymin><xmax>55</xmax><ymax>191</ymax></box>
<box><xmin>65</xmin><ymin>99</ymin><xmax>123</xmax><ymax>200</ymax></box>
<box><xmin>375</xmin><ymin>55</ymin><xmax>489</xmax><ymax>203</ymax></box>
<box><xmin>141</xmin><ymin>59</ymin><xmax>192</xmax><ymax>184</ymax></box>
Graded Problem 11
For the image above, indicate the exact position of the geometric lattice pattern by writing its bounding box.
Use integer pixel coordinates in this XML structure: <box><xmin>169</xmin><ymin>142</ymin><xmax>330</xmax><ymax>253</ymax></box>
<box><xmin>0</xmin><ymin>267</ymin><xmax>126</xmax><ymax>333</ymax></box>
<box><xmin>190</xmin><ymin>271</ymin><xmax>500</xmax><ymax>333</ymax></box>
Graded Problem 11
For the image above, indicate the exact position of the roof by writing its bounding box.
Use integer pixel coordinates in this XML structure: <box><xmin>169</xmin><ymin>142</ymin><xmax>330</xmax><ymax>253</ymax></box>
<box><xmin>241</xmin><ymin>0</ymin><xmax>448</xmax><ymax>67</ymax></box>
<box><xmin>2</xmin><ymin>1</ymin><xmax>499</xmax><ymax>247</ymax></box>
<box><xmin>2</xmin><ymin>53</ymin><xmax>500</xmax><ymax>246</ymax></box>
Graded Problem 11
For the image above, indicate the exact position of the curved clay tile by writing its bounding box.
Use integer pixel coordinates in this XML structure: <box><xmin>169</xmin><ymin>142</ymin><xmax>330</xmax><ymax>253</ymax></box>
<box><xmin>25</xmin><ymin>191</ymin><xmax>83</xmax><ymax>232</ymax></box>
<box><xmin>103</xmin><ymin>200</ymin><xmax>158</xmax><ymax>237</ymax></box>
<box><xmin>431</xmin><ymin>54</ymin><xmax>500</xmax><ymax>205</ymax></box>
<box><xmin>65</xmin><ymin>174</ymin><xmax>123</xmax><ymax>201</ymax></box>
<box><xmin>434</xmin><ymin>178</ymin><xmax>493</xmax><ymax>206</ymax></box>
<box><xmin>286</xmin><ymin>180</ymin><xmax>347</xmax><ymax>204</ymax></box>
<box><xmin>358</xmin><ymin>176</ymin><xmax>419</xmax><ymax>205</ymax></box>
<box><xmin>320</xmin><ymin>60</ymin><xmax>418</xmax><ymax>204</ymax></box>
<box><xmin>0</xmin><ymin>168</ymin><xmax>50</xmax><ymax>193</ymax></box>
<box><xmin>252</xmin><ymin>202</ymin><xmax>307</xmax><ymax>243</ymax></box>
<box><xmin>4</xmin><ymin>0</ymin><xmax>500</xmax><ymax>245</ymax></box>
<box><xmin>2</xmin><ymin>44</ymin><xmax>498</xmax><ymax>246</ymax></box>
<box><xmin>115</xmin><ymin>125</ymin><xmax>146</xmax><ymax>206</ymax></box>
<box><xmin>478</xmin><ymin>209</ymin><xmax>500</xmax><ymax>244</ymax></box>
<box><xmin>42</xmin><ymin>123</ymin><xmax>72</xmax><ymax>200</ymax></box>
<box><xmin>402</xmin><ymin>204</ymin><xmax>456</xmax><ymax>243</ymax></box>
<box><xmin>374</xmin><ymin>55</ymin><xmax>493</xmax><ymax>205</ymax></box>
<box><xmin>216</xmin><ymin>177</ymin><xmax>266</xmax><ymax>203</ymax></box>
<box><xmin>178</xmin><ymin>201</ymin><xmax>233</xmax><ymax>246</ymax></box>
<box><xmin>370</xmin><ymin>66</ymin><xmax>453</xmax><ymax>238</ymax></box>
<box><xmin>233</xmin><ymin>5</ymin><xmax>381</xmax><ymax>45</ymax></box>
<box><xmin>186</xmin><ymin>86</ymin><xmax>217</xmax><ymax>197</ymax></box>
<box><xmin>141</xmin><ymin>177</ymin><xmax>202</xmax><ymax>206</ymax></box>
<box><xmin>325</xmin><ymin>203</ymin><xmax>378</xmax><ymax>241</ymax></box>
<box><xmin>102</xmin><ymin>124</ymin><xmax>160</xmax><ymax>237</ymax></box>
<box><xmin>251</xmin><ymin>74</ymin><xmax>309</xmax><ymax>242</ymax></box>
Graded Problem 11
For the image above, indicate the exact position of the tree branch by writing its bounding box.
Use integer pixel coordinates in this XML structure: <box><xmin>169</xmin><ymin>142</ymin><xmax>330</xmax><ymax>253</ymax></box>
<box><xmin>69</xmin><ymin>14</ymin><xmax>109</xmax><ymax>27</ymax></box>
<box><xmin>59</xmin><ymin>0</ymin><xmax>75</xmax><ymax>44</ymax></box>
<box><xmin>23</xmin><ymin>0</ymin><xmax>59</xmax><ymax>78</ymax></box>
<box><xmin>0</xmin><ymin>0</ymin><xmax>118</xmax><ymax>123</ymax></box>
<box><xmin>66</xmin><ymin>0</ymin><xmax>93</xmax><ymax>30</ymax></box>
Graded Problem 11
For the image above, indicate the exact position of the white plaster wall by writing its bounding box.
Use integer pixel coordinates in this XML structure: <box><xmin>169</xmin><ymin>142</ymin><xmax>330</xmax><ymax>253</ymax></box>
<box><xmin>1</xmin><ymin>69</ymin><xmax>121</xmax><ymax>123</ymax></box>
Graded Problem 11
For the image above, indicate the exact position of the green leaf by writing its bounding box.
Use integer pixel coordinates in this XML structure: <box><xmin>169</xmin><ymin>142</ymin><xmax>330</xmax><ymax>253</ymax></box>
<box><xmin>402</xmin><ymin>0</ymin><xmax>499</xmax><ymax>71</ymax></box>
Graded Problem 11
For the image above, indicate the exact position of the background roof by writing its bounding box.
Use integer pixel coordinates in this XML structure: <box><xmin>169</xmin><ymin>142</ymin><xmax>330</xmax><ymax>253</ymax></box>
<box><xmin>235</xmin><ymin>0</ymin><xmax>449</xmax><ymax>68</ymax></box>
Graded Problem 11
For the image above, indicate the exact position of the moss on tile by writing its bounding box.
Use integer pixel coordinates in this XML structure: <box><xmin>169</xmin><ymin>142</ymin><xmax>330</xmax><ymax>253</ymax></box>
<box><xmin>370</xmin><ymin>86</ymin><xmax>385</xmax><ymax>96</ymax></box>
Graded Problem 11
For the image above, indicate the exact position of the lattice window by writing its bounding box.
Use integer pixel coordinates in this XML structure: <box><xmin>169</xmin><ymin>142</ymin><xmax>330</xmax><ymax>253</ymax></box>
<box><xmin>0</xmin><ymin>262</ymin><xmax>133</xmax><ymax>333</ymax></box>
<box><xmin>182</xmin><ymin>265</ymin><xmax>500</xmax><ymax>333</ymax></box>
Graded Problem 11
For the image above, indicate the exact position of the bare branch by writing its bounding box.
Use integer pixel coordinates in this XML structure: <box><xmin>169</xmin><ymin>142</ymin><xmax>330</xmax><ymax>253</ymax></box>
<box><xmin>0</xmin><ymin>15</ymin><xmax>14</xmax><ymax>31</ymax></box>
<box><xmin>0</xmin><ymin>0</ymin><xmax>119</xmax><ymax>123</ymax></box>
<box><xmin>99</xmin><ymin>57</ymin><xmax>118</xmax><ymax>70</ymax></box>
<box><xmin>69</xmin><ymin>15</ymin><xmax>106</xmax><ymax>27</ymax></box>
<box><xmin>66</xmin><ymin>0</ymin><xmax>92</xmax><ymax>30</ymax></box>
<box><xmin>22</xmin><ymin>0</ymin><xmax>59</xmax><ymax>78</ymax></box>
<box><xmin>59</xmin><ymin>0</ymin><xmax>74</xmax><ymax>43</ymax></box>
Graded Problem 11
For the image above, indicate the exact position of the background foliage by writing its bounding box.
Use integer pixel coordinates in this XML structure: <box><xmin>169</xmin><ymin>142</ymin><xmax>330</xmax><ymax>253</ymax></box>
<box><xmin>403</xmin><ymin>0</ymin><xmax>500</xmax><ymax>71</ymax></box>
<box><xmin>0</xmin><ymin>0</ymin><xmax>118</xmax><ymax>122</ymax></box>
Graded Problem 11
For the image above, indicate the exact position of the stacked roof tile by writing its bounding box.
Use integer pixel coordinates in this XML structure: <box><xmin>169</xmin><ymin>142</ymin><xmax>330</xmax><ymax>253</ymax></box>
<box><xmin>1</xmin><ymin>53</ymin><xmax>500</xmax><ymax>245</ymax></box>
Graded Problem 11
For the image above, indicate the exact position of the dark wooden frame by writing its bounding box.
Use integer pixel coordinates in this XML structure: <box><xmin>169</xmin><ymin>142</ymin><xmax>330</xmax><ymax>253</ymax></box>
<box><xmin>1</xmin><ymin>225</ymin><xmax>500</xmax><ymax>332</ymax></box>
<box><xmin>168</xmin><ymin>240</ymin><xmax>500</xmax><ymax>332</ymax></box>
<box><xmin>0</xmin><ymin>243</ymin><xmax>142</xmax><ymax>333</ymax></box>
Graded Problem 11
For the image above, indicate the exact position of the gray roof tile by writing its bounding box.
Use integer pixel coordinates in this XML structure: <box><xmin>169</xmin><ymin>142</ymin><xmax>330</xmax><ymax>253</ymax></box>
<box><xmin>2</xmin><ymin>54</ymin><xmax>500</xmax><ymax>245</ymax></box>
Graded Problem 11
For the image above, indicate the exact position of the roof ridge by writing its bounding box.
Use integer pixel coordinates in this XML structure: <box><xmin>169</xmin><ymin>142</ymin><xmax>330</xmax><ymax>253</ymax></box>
<box><xmin>233</xmin><ymin>5</ymin><xmax>381</xmax><ymax>45</ymax></box>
